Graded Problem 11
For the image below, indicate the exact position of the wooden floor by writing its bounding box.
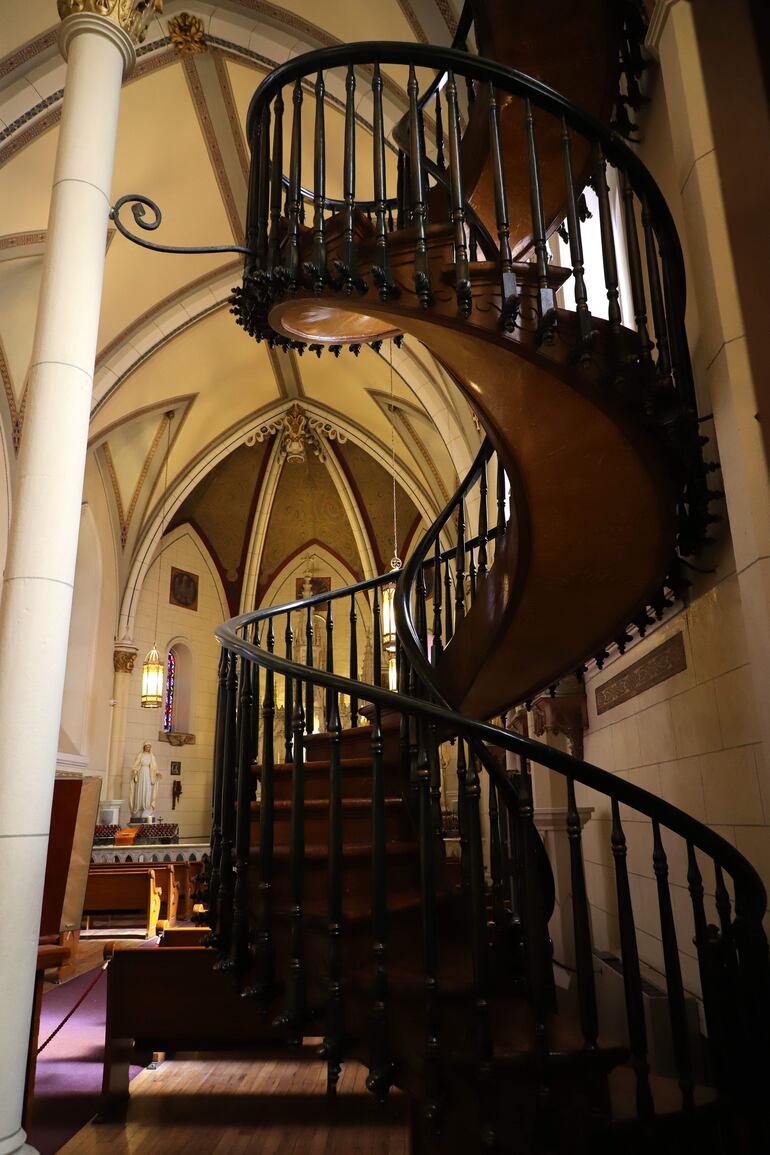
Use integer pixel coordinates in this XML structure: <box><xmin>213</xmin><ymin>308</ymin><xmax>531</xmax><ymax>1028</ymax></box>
<box><xmin>59</xmin><ymin>1048</ymin><xmax>411</xmax><ymax>1154</ymax></box>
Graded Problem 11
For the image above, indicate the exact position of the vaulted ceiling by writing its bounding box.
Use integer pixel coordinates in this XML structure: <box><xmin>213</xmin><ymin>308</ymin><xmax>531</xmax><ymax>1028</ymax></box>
<box><xmin>0</xmin><ymin>0</ymin><xmax>480</xmax><ymax>624</ymax></box>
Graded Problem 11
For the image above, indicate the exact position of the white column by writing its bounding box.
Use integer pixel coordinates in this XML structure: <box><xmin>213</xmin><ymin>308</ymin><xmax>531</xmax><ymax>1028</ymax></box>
<box><xmin>0</xmin><ymin>13</ymin><xmax>138</xmax><ymax>1154</ymax></box>
<box><xmin>101</xmin><ymin>643</ymin><xmax>138</xmax><ymax>823</ymax></box>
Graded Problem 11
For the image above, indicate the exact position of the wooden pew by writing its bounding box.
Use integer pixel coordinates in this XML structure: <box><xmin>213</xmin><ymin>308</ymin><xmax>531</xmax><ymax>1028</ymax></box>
<box><xmin>89</xmin><ymin>862</ymin><xmax>180</xmax><ymax>927</ymax></box>
<box><xmin>101</xmin><ymin>943</ymin><xmax>279</xmax><ymax>1117</ymax></box>
<box><xmin>83</xmin><ymin>869</ymin><xmax>162</xmax><ymax>939</ymax></box>
<box><xmin>158</xmin><ymin>925</ymin><xmax>209</xmax><ymax>947</ymax></box>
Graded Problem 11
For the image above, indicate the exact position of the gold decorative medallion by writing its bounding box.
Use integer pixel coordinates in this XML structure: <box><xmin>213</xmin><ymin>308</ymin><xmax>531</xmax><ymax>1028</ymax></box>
<box><xmin>57</xmin><ymin>0</ymin><xmax>163</xmax><ymax>46</ymax></box>
<box><xmin>168</xmin><ymin>12</ymin><xmax>207</xmax><ymax>55</ymax></box>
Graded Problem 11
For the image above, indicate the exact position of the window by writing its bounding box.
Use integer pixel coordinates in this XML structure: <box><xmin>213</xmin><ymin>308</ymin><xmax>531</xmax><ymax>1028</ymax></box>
<box><xmin>163</xmin><ymin>650</ymin><xmax>176</xmax><ymax>732</ymax></box>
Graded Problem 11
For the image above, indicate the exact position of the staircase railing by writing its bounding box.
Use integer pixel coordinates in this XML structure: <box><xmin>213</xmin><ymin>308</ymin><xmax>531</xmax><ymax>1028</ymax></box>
<box><xmin>208</xmin><ymin>538</ymin><xmax>769</xmax><ymax>1139</ymax></box>
<box><xmin>202</xmin><ymin>434</ymin><xmax>769</xmax><ymax>1138</ymax></box>
<box><xmin>231</xmin><ymin>41</ymin><xmax>710</xmax><ymax>558</ymax></box>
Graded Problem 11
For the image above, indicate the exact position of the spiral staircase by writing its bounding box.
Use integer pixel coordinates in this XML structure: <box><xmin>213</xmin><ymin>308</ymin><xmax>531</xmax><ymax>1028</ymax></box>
<box><xmin>187</xmin><ymin>2</ymin><xmax>770</xmax><ymax>1150</ymax></box>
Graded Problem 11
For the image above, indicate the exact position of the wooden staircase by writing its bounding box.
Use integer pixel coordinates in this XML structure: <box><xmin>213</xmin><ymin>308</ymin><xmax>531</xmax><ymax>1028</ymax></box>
<box><xmin>180</xmin><ymin>3</ymin><xmax>770</xmax><ymax>1151</ymax></box>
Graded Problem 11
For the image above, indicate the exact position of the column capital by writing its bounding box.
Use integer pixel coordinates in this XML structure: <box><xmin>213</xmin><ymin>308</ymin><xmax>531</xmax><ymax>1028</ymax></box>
<box><xmin>531</xmin><ymin>677</ymin><xmax>587</xmax><ymax>760</ymax></box>
<box><xmin>113</xmin><ymin>643</ymin><xmax>138</xmax><ymax>674</ymax></box>
<box><xmin>645</xmin><ymin>0</ymin><xmax>689</xmax><ymax>60</ymax></box>
<box><xmin>58</xmin><ymin>1</ymin><xmax>163</xmax><ymax>75</ymax></box>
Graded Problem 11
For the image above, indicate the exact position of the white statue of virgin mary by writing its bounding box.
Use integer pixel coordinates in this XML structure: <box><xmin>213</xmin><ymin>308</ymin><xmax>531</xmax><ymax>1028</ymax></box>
<box><xmin>129</xmin><ymin>742</ymin><xmax>158</xmax><ymax>821</ymax></box>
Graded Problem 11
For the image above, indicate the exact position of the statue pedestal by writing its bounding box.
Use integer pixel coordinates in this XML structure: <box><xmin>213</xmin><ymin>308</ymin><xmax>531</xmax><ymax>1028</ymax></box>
<box><xmin>98</xmin><ymin>799</ymin><xmax>123</xmax><ymax>826</ymax></box>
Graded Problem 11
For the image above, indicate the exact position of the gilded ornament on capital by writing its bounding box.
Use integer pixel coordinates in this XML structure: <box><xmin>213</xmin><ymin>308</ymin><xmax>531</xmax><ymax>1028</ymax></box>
<box><xmin>168</xmin><ymin>12</ymin><xmax>207</xmax><ymax>54</ymax></box>
<box><xmin>57</xmin><ymin>0</ymin><xmax>163</xmax><ymax>46</ymax></box>
<box><xmin>113</xmin><ymin>648</ymin><xmax>138</xmax><ymax>673</ymax></box>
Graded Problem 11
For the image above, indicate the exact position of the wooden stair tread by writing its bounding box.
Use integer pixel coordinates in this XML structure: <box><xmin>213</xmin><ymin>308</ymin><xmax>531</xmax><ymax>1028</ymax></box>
<box><xmin>251</xmin><ymin>756</ymin><xmax>381</xmax><ymax>774</ymax></box>
<box><xmin>249</xmin><ymin>840</ymin><xmax>417</xmax><ymax>862</ymax></box>
<box><xmin>250</xmin><ymin>796</ymin><xmax>403</xmax><ymax>813</ymax></box>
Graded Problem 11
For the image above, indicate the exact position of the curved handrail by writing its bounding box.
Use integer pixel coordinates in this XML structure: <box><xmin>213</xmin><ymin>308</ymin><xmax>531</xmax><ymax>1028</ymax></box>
<box><xmin>244</xmin><ymin>41</ymin><xmax>693</xmax><ymax>412</ymax></box>
<box><xmin>216</xmin><ymin>608</ymin><xmax>767</xmax><ymax>922</ymax></box>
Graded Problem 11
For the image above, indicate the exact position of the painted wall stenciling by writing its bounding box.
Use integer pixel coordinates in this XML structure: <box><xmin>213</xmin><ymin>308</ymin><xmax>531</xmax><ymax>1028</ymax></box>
<box><xmin>595</xmin><ymin>632</ymin><xmax>686</xmax><ymax>715</ymax></box>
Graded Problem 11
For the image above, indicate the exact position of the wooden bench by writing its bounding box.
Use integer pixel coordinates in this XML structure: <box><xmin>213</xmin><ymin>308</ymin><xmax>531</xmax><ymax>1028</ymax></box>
<box><xmin>89</xmin><ymin>862</ymin><xmax>180</xmax><ymax>927</ymax></box>
<box><xmin>83</xmin><ymin>868</ymin><xmax>162</xmax><ymax>939</ymax></box>
<box><xmin>100</xmin><ymin>942</ymin><xmax>278</xmax><ymax>1117</ymax></box>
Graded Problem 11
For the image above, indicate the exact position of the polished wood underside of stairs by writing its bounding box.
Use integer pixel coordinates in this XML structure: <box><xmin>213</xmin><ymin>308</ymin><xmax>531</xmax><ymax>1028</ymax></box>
<box><xmin>269</xmin><ymin>218</ymin><xmax>679</xmax><ymax>716</ymax></box>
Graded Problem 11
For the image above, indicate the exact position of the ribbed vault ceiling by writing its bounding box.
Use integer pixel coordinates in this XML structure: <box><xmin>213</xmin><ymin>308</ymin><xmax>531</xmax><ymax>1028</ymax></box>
<box><xmin>0</xmin><ymin>0</ymin><xmax>479</xmax><ymax>622</ymax></box>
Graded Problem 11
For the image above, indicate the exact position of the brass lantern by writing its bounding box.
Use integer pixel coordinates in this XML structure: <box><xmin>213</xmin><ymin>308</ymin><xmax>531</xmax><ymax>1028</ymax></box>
<box><xmin>141</xmin><ymin>645</ymin><xmax>165</xmax><ymax>709</ymax></box>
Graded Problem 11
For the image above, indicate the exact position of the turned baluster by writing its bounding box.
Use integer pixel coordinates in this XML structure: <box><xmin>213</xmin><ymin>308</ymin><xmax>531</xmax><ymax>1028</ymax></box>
<box><xmin>487</xmin><ymin>83</ymin><xmax>519</xmax><ymax>329</ymax></box>
<box><xmin>281</xmin><ymin>684</ymin><xmax>306</xmax><ymax>1041</ymax></box>
<box><xmin>611</xmin><ymin>798</ymin><xmax>653</xmax><ymax>1118</ymax></box>
<box><xmin>248</xmin><ymin>623</ymin><xmax>261</xmax><ymax>768</ymax></box>
<box><xmin>349</xmin><ymin>592</ymin><xmax>359</xmax><ymax>725</ymax></box>
<box><xmin>250</xmin><ymin>619</ymin><xmax>276</xmax><ymax>1001</ymax></box>
<box><xmin>229</xmin><ymin>657</ymin><xmax>253</xmax><ymax>975</ymax></box>
<box><xmin>284</xmin><ymin>611</ymin><xmax>294</xmax><ymax>763</ymax></box>
<box><xmin>305</xmin><ymin>604</ymin><xmax>314</xmax><ymax>734</ymax></box>
<box><xmin>445</xmin><ymin>71</ymin><xmax>471</xmax><ymax>317</ymax></box>
<box><xmin>255</xmin><ymin>103</ymin><xmax>271</xmax><ymax>275</ymax></box>
<box><xmin>285</xmin><ymin>78</ymin><xmax>303</xmax><ymax>285</ymax></box>
<box><xmin>651</xmin><ymin>821</ymin><xmax>693</xmax><ymax>1108</ymax></box>
<box><xmin>431</xmin><ymin>538</ymin><xmax>443</xmax><ymax>663</ymax></box>
<box><xmin>594</xmin><ymin>145</ymin><xmax>622</xmax><ymax>338</ymax></box>
<box><xmin>325</xmin><ymin>599</ymin><xmax>334</xmax><ymax>730</ymax></box>
<box><xmin>310</xmin><ymin>70</ymin><xmax>327</xmax><ymax>292</ymax></box>
<box><xmin>455</xmin><ymin>737</ymin><xmax>470</xmax><ymax>895</ymax></box>
<box><xmin>407</xmin><ymin>65</ymin><xmax>432</xmax><ymax>306</ymax></box>
<box><xmin>488</xmin><ymin>778</ymin><xmax>505</xmax><ymax>928</ymax></box>
<box><xmin>366</xmin><ymin>585</ymin><xmax>394</xmax><ymax>1100</ymax></box>
<box><xmin>477</xmin><ymin>459</ymin><xmax>489</xmax><ymax>578</ymax></box>
<box><xmin>206</xmin><ymin>647</ymin><xmax>229</xmax><ymax>919</ymax></box>
<box><xmin>566</xmin><ymin>776</ymin><xmax>598</xmax><ymax>1049</ymax></box>
<box><xmin>268</xmin><ymin>89</ymin><xmax>284</xmax><ymax>270</ymax></box>
<box><xmin>466</xmin><ymin>743</ymin><xmax>496</xmax><ymax>1142</ymax></box>
<box><xmin>214</xmin><ymin>650</ymin><xmax>239</xmax><ymax>953</ymax></box>
<box><xmin>416</xmin><ymin>714</ymin><xmax>442</xmax><ymax>1124</ymax></box>
<box><xmin>641</xmin><ymin>199</ymin><xmax>673</xmax><ymax>385</ymax></box>
<box><xmin>372</xmin><ymin>64</ymin><xmax>395</xmax><ymax>299</ymax></box>
<box><xmin>687</xmin><ymin>842</ymin><xmax>728</xmax><ymax>1091</ymax></box>
<box><xmin>443</xmin><ymin>557</ymin><xmax>454</xmax><ymax>642</ymax></box>
<box><xmin>560</xmin><ymin>118</ymin><xmax>593</xmax><ymax>350</ymax></box>
<box><xmin>524</xmin><ymin>99</ymin><xmax>557</xmax><ymax>342</ymax></box>
<box><xmin>621</xmin><ymin>173</ymin><xmax>653</xmax><ymax>367</ymax></box>
<box><xmin>455</xmin><ymin>496</ymin><xmax>466</xmax><ymax>626</ymax></box>
<box><xmin>340</xmin><ymin>64</ymin><xmax>359</xmax><ymax>293</ymax></box>
<box><xmin>322</xmin><ymin>686</ymin><xmax>345</xmax><ymax>1094</ymax></box>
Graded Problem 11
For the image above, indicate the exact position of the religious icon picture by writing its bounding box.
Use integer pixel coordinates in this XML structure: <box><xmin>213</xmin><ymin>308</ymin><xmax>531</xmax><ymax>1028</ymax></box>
<box><xmin>169</xmin><ymin>566</ymin><xmax>199</xmax><ymax>611</ymax></box>
<box><xmin>170</xmin><ymin>761</ymin><xmax>182</xmax><ymax>777</ymax></box>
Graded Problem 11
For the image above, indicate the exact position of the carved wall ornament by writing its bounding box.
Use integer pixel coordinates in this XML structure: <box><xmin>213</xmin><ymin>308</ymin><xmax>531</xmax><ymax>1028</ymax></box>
<box><xmin>113</xmin><ymin>647</ymin><xmax>138</xmax><ymax>673</ymax></box>
<box><xmin>57</xmin><ymin>0</ymin><xmax>163</xmax><ymax>45</ymax></box>
<box><xmin>168</xmin><ymin>11</ymin><xmax>207</xmax><ymax>54</ymax></box>
<box><xmin>246</xmin><ymin>403</ymin><xmax>348</xmax><ymax>464</ymax></box>
<box><xmin>531</xmin><ymin>681</ymin><xmax>588</xmax><ymax>760</ymax></box>
<box><xmin>595</xmin><ymin>631</ymin><xmax>686</xmax><ymax>715</ymax></box>
<box><xmin>158</xmin><ymin>730</ymin><xmax>196</xmax><ymax>746</ymax></box>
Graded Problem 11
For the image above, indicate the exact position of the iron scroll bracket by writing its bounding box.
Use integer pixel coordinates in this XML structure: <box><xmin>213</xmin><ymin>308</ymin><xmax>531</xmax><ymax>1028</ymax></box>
<box><xmin>110</xmin><ymin>194</ymin><xmax>255</xmax><ymax>257</ymax></box>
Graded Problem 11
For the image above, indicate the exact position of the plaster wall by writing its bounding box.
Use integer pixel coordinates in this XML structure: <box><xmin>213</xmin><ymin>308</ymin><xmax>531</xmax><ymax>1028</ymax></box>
<box><xmin>119</xmin><ymin>526</ymin><xmax>227</xmax><ymax>838</ymax></box>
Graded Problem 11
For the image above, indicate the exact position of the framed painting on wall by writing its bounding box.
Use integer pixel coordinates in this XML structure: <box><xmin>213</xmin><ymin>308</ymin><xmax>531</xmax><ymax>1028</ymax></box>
<box><xmin>169</xmin><ymin>567</ymin><xmax>199</xmax><ymax>611</ymax></box>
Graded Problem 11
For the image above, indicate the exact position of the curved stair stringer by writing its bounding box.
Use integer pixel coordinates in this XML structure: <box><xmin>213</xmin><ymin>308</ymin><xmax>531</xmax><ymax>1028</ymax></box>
<box><xmin>268</xmin><ymin>239</ymin><xmax>679</xmax><ymax>718</ymax></box>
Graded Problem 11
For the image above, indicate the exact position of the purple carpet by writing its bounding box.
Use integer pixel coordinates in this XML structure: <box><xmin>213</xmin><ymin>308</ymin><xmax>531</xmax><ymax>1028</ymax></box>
<box><xmin>28</xmin><ymin>962</ymin><xmax>145</xmax><ymax>1155</ymax></box>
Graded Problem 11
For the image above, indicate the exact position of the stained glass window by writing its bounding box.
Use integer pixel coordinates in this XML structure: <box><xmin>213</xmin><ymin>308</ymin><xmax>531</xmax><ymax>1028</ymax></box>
<box><xmin>163</xmin><ymin>650</ymin><xmax>175</xmax><ymax>733</ymax></box>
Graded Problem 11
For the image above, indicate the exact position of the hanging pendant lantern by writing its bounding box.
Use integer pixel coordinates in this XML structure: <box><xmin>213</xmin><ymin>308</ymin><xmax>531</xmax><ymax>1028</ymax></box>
<box><xmin>141</xmin><ymin>645</ymin><xmax>165</xmax><ymax>708</ymax></box>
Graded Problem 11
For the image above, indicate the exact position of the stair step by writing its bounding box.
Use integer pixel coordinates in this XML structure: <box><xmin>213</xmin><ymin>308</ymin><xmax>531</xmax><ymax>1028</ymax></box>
<box><xmin>248</xmin><ymin>840</ymin><xmax>419</xmax><ymax>902</ymax></box>
<box><xmin>251</xmin><ymin>756</ymin><xmax>404</xmax><ymax>801</ymax></box>
<box><xmin>250</xmin><ymin>795</ymin><xmax>408</xmax><ymax>845</ymax></box>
